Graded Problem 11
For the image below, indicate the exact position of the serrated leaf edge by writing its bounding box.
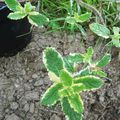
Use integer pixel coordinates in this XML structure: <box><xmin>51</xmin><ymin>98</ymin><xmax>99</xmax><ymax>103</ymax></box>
<box><xmin>43</xmin><ymin>47</ymin><xmax>65</xmax><ymax>76</ymax></box>
<box><xmin>41</xmin><ymin>83</ymin><xmax>62</xmax><ymax>106</ymax></box>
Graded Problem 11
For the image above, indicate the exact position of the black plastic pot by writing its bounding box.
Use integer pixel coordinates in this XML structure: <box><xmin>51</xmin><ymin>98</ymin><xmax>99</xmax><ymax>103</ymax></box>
<box><xmin>0</xmin><ymin>2</ymin><xmax>32</xmax><ymax>57</ymax></box>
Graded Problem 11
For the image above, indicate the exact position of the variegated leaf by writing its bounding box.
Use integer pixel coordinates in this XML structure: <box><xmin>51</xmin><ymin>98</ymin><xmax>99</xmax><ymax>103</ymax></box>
<box><xmin>74</xmin><ymin>76</ymin><xmax>104</xmax><ymax>90</ymax></box>
<box><xmin>61</xmin><ymin>98</ymin><xmax>83</xmax><ymax>120</ymax></box>
<box><xmin>68</xmin><ymin>94</ymin><xmax>84</xmax><ymax>113</ymax></box>
<box><xmin>41</xmin><ymin>83</ymin><xmax>63</xmax><ymax>106</ymax></box>
<box><xmin>43</xmin><ymin>47</ymin><xmax>64</xmax><ymax>77</ymax></box>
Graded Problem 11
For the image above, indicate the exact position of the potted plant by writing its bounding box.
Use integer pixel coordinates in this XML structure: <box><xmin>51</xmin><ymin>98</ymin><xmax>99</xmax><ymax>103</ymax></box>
<box><xmin>0</xmin><ymin>0</ymin><xmax>49</xmax><ymax>57</ymax></box>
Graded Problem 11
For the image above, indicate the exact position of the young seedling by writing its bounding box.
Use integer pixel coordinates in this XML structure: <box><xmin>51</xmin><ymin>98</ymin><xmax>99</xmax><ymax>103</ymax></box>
<box><xmin>89</xmin><ymin>23</ymin><xmax>120</xmax><ymax>48</ymax></box>
<box><xmin>4</xmin><ymin>0</ymin><xmax>49</xmax><ymax>26</ymax></box>
<box><xmin>89</xmin><ymin>23</ymin><xmax>120</xmax><ymax>59</ymax></box>
<box><xmin>41</xmin><ymin>47</ymin><xmax>111</xmax><ymax>120</ymax></box>
<box><xmin>65</xmin><ymin>12</ymin><xmax>92</xmax><ymax>36</ymax></box>
<box><xmin>48</xmin><ymin>11</ymin><xmax>91</xmax><ymax>36</ymax></box>
<box><xmin>46</xmin><ymin>0</ymin><xmax>92</xmax><ymax>35</ymax></box>
<box><xmin>64</xmin><ymin>47</ymin><xmax>111</xmax><ymax>78</ymax></box>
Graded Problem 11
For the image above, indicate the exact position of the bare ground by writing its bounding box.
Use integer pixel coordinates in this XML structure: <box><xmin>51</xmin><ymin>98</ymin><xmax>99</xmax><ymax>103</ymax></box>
<box><xmin>0</xmin><ymin>27</ymin><xmax>120</xmax><ymax>120</ymax></box>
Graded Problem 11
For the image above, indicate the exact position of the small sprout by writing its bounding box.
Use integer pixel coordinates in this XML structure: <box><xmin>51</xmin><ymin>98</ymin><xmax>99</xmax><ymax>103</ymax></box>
<box><xmin>112</xmin><ymin>27</ymin><xmax>120</xmax><ymax>47</ymax></box>
<box><xmin>64</xmin><ymin>47</ymin><xmax>111</xmax><ymax>78</ymax></box>
<box><xmin>74</xmin><ymin>12</ymin><xmax>92</xmax><ymax>23</ymax></box>
<box><xmin>90</xmin><ymin>23</ymin><xmax>120</xmax><ymax>48</ymax></box>
<box><xmin>65</xmin><ymin>12</ymin><xmax>91</xmax><ymax>36</ymax></box>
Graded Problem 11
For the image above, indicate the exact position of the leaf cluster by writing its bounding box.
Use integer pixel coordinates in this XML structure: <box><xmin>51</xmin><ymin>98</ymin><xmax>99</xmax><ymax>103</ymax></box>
<box><xmin>90</xmin><ymin>23</ymin><xmax>120</xmax><ymax>48</ymax></box>
<box><xmin>4</xmin><ymin>0</ymin><xmax>49</xmax><ymax>26</ymax></box>
<box><xmin>41</xmin><ymin>47</ymin><xmax>111</xmax><ymax>120</ymax></box>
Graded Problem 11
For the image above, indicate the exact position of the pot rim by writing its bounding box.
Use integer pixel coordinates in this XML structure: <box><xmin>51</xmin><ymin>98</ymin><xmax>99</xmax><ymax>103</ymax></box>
<box><xmin>0</xmin><ymin>0</ymin><xmax>35</xmax><ymax>3</ymax></box>
<box><xmin>0</xmin><ymin>4</ymin><xmax>6</xmax><ymax>11</ymax></box>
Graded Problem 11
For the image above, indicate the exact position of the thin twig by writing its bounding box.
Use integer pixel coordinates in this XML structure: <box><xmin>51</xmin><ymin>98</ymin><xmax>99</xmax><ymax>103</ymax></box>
<box><xmin>39</xmin><ymin>107</ymin><xmax>62</xmax><ymax>114</ymax></box>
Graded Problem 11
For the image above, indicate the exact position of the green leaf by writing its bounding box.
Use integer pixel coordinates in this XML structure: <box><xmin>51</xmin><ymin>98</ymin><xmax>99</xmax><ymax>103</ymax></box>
<box><xmin>76</xmin><ymin>24</ymin><xmax>87</xmax><ymax>37</ymax></box>
<box><xmin>86</xmin><ymin>47</ymin><xmax>94</xmax><ymax>58</ymax></box>
<box><xmin>4</xmin><ymin>0</ymin><xmax>22</xmax><ymax>11</ymax></box>
<box><xmin>59</xmin><ymin>88</ymin><xmax>69</xmax><ymax>98</ymax></box>
<box><xmin>64</xmin><ymin>53</ymin><xmax>84</xmax><ymax>73</ymax></box>
<box><xmin>75</xmin><ymin>12</ymin><xmax>91</xmax><ymax>23</ymax></box>
<box><xmin>48</xmin><ymin>72</ymin><xmax>60</xmax><ymax>83</ymax></box>
<box><xmin>28</xmin><ymin>11</ymin><xmax>39</xmax><ymax>16</ymax></box>
<box><xmin>90</xmin><ymin>23</ymin><xmax>110</xmax><ymax>39</ymax></box>
<box><xmin>112</xmin><ymin>28</ymin><xmax>120</xmax><ymax>47</ymax></box>
<box><xmin>8</xmin><ymin>12</ymin><xmax>26</xmax><ymax>20</ymax></box>
<box><xmin>59</xmin><ymin>87</ymin><xmax>75</xmax><ymax>98</ymax></box>
<box><xmin>96</xmin><ymin>54</ymin><xmax>111</xmax><ymax>68</ymax></box>
<box><xmin>41</xmin><ymin>83</ymin><xmax>63</xmax><ymax>106</ymax></box>
<box><xmin>74</xmin><ymin>76</ymin><xmax>104</xmax><ymax>90</ymax></box>
<box><xmin>24</xmin><ymin>2</ymin><xmax>35</xmax><ymax>13</ymax></box>
<box><xmin>84</xmin><ymin>47</ymin><xmax>94</xmax><ymax>63</ymax></box>
<box><xmin>28</xmin><ymin>14</ymin><xmax>49</xmax><ymax>26</ymax></box>
<box><xmin>113</xmin><ymin>34</ymin><xmax>120</xmax><ymax>40</ymax></box>
<box><xmin>87</xmin><ymin>47</ymin><xmax>94</xmax><ymax>55</ymax></box>
<box><xmin>61</xmin><ymin>98</ymin><xmax>83</xmax><ymax>120</ymax></box>
<box><xmin>112</xmin><ymin>27</ymin><xmax>120</xmax><ymax>47</ymax></box>
<box><xmin>66</xmin><ymin>53</ymin><xmax>84</xmax><ymax>64</ymax></box>
<box><xmin>76</xmin><ymin>67</ymin><xmax>91</xmax><ymax>76</ymax></box>
<box><xmin>60</xmin><ymin>69</ymin><xmax>73</xmax><ymax>86</ymax></box>
<box><xmin>43</xmin><ymin>47</ymin><xmax>64</xmax><ymax>77</ymax></box>
<box><xmin>112</xmin><ymin>39</ymin><xmax>120</xmax><ymax>47</ymax></box>
<box><xmin>113</xmin><ymin>27</ymin><xmax>120</xmax><ymax>35</ymax></box>
<box><xmin>92</xmin><ymin>70</ymin><xmax>107</xmax><ymax>77</ymax></box>
<box><xmin>72</xmin><ymin>84</ymin><xmax>85</xmax><ymax>93</ymax></box>
<box><xmin>65</xmin><ymin>16</ymin><xmax>76</xmax><ymax>25</ymax></box>
<box><xmin>63</xmin><ymin>58</ymin><xmax>75</xmax><ymax>73</ymax></box>
<box><xmin>68</xmin><ymin>94</ymin><xmax>84</xmax><ymax>113</ymax></box>
<box><xmin>49</xmin><ymin>21</ymin><xmax>61</xmax><ymax>30</ymax></box>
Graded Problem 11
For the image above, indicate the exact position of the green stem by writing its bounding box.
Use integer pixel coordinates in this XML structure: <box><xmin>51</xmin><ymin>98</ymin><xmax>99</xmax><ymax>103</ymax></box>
<box><xmin>116</xmin><ymin>1</ymin><xmax>120</xmax><ymax>20</ymax></box>
<box><xmin>76</xmin><ymin>0</ymin><xmax>105</xmax><ymax>24</ymax></box>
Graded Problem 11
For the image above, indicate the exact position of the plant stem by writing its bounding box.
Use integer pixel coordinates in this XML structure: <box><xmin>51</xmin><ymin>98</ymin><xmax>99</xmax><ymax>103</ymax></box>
<box><xmin>116</xmin><ymin>0</ymin><xmax>120</xmax><ymax>20</ymax></box>
<box><xmin>76</xmin><ymin>0</ymin><xmax>105</xmax><ymax>24</ymax></box>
